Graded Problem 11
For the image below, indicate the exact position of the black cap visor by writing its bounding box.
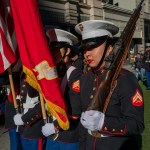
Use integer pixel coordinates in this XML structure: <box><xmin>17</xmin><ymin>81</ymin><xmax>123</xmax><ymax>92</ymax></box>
<box><xmin>79</xmin><ymin>35</ymin><xmax>108</xmax><ymax>54</ymax></box>
<box><xmin>50</xmin><ymin>42</ymin><xmax>71</xmax><ymax>51</ymax></box>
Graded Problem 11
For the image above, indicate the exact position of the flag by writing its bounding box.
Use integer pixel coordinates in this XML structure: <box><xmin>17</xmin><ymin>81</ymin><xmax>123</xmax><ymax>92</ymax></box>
<box><xmin>10</xmin><ymin>0</ymin><xmax>69</xmax><ymax>130</ymax></box>
<box><xmin>0</xmin><ymin>0</ymin><xmax>16</xmax><ymax>74</ymax></box>
<box><xmin>4</xmin><ymin>0</ymin><xmax>20</xmax><ymax>72</ymax></box>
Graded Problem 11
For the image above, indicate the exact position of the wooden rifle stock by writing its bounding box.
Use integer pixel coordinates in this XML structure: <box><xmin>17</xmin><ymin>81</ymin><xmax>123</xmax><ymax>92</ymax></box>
<box><xmin>87</xmin><ymin>0</ymin><xmax>145</xmax><ymax>138</ymax></box>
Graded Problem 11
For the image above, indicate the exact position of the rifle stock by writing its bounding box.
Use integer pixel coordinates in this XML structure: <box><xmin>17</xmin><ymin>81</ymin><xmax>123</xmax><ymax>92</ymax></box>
<box><xmin>87</xmin><ymin>0</ymin><xmax>144</xmax><ymax>138</ymax></box>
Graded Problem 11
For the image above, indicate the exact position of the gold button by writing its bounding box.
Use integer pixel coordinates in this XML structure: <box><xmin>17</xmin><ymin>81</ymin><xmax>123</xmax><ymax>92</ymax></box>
<box><xmin>20</xmin><ymin>96</ymin><xmax>23</xmax><ymax>99</ymax></box>
<box><xmin>21</xmin><ymin>90</ymin><xmax>24</xmax><ymax>93</ymax></box>
<box><xmin>31</xmin><ymin>118</ymin><xmax>34</xmax><ymax>120</ymax></box>
<box><xmin>120</xmin><ymin>129</ymin><xmax>123</xmax><ymax>132</ymax></box>
<box><xmin>36</xmin><ymin>114</ymin><xmax>39</xmax><ymax>117</ymax></box>
<box><xmin>93</xmin><ymin>87</ymin><xmax>96</xmax><ymax>90</ymax></box>
<box><xmin>104</xmin><ymin>127</ymin><xmax>107</xmax><ymax>130</ymax></box>
<box><xmin>90</xmin><ymin>95</ymin><xmax>94</xmax><ymax>99</ymax></box>
<box><xmin>23</xmin><ymin>84</ymin><xmax>26</xmax><ymax>87</ymax></box>
<box><xmin>26</xmin><ymin>122</ymin><xmax>29</xmax><ymax>124</ymax></box>
<box><xmin>94</xmin><ymin>78</ymin><xmax>96</xmax><ymax>81</ymax></box>
<box><xmin>112</xmin><ymin>129</ymin><xmax>115</xmax><ymax>132</ymax></box>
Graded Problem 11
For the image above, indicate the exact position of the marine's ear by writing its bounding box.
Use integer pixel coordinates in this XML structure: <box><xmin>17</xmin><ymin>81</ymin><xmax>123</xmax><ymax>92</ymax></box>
<box><xmin>106</xmin><ymin>45</ymin><xmax>113</xmax><ymax>56</ymax></box>
<box><xmin>65</xmin><ymin>48</ymin><xmax>71</xmax><ymax>56</ymax></box>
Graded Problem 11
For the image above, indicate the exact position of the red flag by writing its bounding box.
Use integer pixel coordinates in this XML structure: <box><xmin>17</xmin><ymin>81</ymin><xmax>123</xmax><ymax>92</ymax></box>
<box><xmin>0</xmin><ymin>0</ymin><xmax>16</xmax><ymax>74</ymax></box>
<box><xmin>10</xmin><ymin>0</ymin><xmax>69</xmax><ymax>130</ymax></box>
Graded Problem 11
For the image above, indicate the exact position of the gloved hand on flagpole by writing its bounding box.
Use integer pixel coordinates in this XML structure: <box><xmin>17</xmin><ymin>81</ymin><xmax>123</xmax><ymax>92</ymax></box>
<box><xmin>42</xmin><ymin>123</ymin><xmax>56</xmax><ymax>137</ymax></box>
<box><xmin>80</xmin><ymin>110</ymin><xmax>105</xmax><ymax>131</ymax></box>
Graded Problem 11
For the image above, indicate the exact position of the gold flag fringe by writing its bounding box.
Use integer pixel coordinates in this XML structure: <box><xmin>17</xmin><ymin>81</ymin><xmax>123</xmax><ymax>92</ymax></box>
<box><xmin>23</xmin><ymin>66</ymin><xmax>69</xmax><ymax>130</ymax></box>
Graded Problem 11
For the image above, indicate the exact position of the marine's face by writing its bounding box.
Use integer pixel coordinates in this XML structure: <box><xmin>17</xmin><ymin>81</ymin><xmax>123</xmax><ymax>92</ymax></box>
<box><xmin>83</xmin><ymin>43</ymin><xmax>106</xmax><ymax>68</ymax></box>
<box><xmin>81</xmin><ymin>35</ymin><xmax>110</xmax><ymax>68</ymax></box>
<box><xmin>51</xmin><ymin>47</ymin><xmax>67</xmax><ymax>78</ymax></box>
<box><xmin>51</xmin><ymin>47</ymin><xmax>65</xmax><ymax>64</ymax></box>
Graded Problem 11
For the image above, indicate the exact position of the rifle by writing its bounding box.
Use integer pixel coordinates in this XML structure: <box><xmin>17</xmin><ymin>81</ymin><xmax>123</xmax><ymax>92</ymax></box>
<box><xmin>87</xmin><ymin>0</ymin><xmax>145</xmax><ymax>138</ymax></box>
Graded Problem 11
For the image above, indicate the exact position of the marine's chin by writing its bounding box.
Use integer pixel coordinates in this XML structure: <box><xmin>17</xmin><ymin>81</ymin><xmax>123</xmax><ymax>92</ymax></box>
<box><xmin>88</xmin><ymin>63</ymin><xmax>97</xmax><ymax>68</ymax></box>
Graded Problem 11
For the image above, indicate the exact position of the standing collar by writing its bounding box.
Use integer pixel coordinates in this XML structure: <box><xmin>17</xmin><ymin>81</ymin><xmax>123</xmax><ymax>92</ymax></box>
<box><xmin>92</xmin><ymin>67</ymin><xmax>103</xmax><ymax>76</ymax></box>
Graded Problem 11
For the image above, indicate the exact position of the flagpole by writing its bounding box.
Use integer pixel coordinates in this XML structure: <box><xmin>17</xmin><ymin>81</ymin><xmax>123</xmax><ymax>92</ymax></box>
<box><xmin>7</xmin><ymin>67</ymin><xmax>18</xmax><ymax>111</ymax></box>
<box><xmin>39</xmin><ymin>93</ymin><xmax>59</xmax><ymax>140</ymax></box>
<box><xmin>39</xmin><ymin>93</ymin><xmax>47</xmax><ymax>122</ymax></box>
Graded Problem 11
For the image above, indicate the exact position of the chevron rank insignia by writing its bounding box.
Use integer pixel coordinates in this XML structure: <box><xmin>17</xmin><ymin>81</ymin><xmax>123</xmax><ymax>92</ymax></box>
<box><xmin>72</xmin><ymin>80</ymin><xmax>80</xmax><ymax>92</ymax></box>
<box><xmin>131</xmin><ymin>90</ymin><xmax>143</xmax><ymax>106</ymax></box>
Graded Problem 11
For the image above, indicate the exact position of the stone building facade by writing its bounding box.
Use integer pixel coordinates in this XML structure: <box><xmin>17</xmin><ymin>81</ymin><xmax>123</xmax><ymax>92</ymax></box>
<box><xmin>38</xmin><ymin>0</ymin><xmax>150</xmax><ymax>54</ymax></box>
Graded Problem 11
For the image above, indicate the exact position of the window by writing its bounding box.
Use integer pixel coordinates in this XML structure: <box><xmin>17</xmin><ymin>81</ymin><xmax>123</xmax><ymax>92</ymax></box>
<box><xmin>39</xmin><ymin>10</ymin><xmax>65</xmax><ymax>24</ymax></box>
<box><xmin>144</xmin><ymin>20</ymin><xmax>150</xmax><ymax>44</ymax></box>
<box><xmin>79</xmin><ymin>0</ymin><xmax>87</xmax><ymax>4</ymax></box>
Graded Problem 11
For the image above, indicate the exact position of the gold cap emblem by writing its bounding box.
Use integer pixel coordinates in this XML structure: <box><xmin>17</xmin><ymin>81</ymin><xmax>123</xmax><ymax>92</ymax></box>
<box><xmin>79</xmin><ymin>24</ymin><xmax>84</xmax><ymax>32</ymax></box>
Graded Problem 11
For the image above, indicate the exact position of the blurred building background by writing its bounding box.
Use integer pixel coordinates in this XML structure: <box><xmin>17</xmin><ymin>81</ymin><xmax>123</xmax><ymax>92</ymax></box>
<box><xmin>38</xmin><ymin>0</ymin><xmax>150</xmax><ymax>54</ymax></box>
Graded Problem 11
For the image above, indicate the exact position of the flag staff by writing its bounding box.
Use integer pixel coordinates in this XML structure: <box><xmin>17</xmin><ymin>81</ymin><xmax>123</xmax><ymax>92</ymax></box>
<box><xmin>7</xmin><ymin>67</ymin><xmax>18</xmax><ymax>111</ymax></box>
<box><xmin>39</xmin><ymin>93</ymin><xmax>47</xmax><ymax>121</ymax></box>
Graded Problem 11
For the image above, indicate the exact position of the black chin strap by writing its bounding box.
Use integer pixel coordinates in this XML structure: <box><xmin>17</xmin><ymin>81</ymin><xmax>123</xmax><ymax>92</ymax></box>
<box><xmin>94</xmin><ymin>42</ymin><xmax>108</xmax><ymax>70</ymax></box>
<box><xmin>62</xmin><ymin>43</ymin><xmax>72</xmax><ymax>61</ymax></box>
<box><xmin>57</xmin><ymin>44</ymin><xmax>68</xmax><ymax>65</ymax></box>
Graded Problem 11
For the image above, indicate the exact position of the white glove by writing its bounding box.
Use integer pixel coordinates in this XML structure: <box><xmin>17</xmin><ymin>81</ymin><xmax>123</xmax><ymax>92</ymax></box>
<box><xmin>13</xmin><ymin>113</ymin><xmax>24</xmax><ymax>125</ymax></box>
<box><xmin>41</xmin><ymin>123</ymin><xmax>56</xmax><ymax>137</ymax></box>
<box><xmin>80</xmin><ymin>110</ymin><xmax>105</xmax><ymax>131</ymax></box>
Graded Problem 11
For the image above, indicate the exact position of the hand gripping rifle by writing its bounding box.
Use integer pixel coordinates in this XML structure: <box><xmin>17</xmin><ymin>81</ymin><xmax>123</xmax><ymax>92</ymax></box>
<box><xmin>87</xmin><ymin>0</ymin><xmax>145</xmax><ymax>138</ymax></box>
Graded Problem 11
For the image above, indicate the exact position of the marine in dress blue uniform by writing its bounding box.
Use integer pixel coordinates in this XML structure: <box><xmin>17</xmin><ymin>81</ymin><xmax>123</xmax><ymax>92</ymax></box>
<box><xmin>41</xmin><ymin>29</ymin><xmax>82</xmax><ymax>150</ymax></box>
<box><xmin>13</xmin><ymin>74</ymin><xmax>46</xmax><ymax>150</ymax></box>
<box><xmin>74</xmin><ymin>20</ymin><xmax>144</xmax><ymax>150</ymax></box>
<box><xmin>0</xmin><ymin>71</ymin><xmax>23</xmax><ymax>150</ymax></box>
